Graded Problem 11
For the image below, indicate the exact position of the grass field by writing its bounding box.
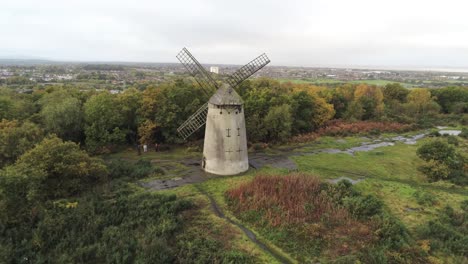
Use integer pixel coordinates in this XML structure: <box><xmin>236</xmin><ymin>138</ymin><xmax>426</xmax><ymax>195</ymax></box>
<box><xmin>110</xmin><ymin>133</ymin><xmax>467</xmax><ymax>262</ymax></box>
<box><xmin>277</xmin><ymin>78</ymin><xmax>415</xmax><ymax>87</ymax></box>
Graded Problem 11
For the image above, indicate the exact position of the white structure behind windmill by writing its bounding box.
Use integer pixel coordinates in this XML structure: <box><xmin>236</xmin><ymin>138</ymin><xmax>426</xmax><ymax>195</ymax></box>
<box><xmin>209</xmin><ymin>66</ymin><xmax>219</xmax><ymax>74</ymax></box>
<box><xmin>176</xmin><ymin>48</ymin><xmax>270</xmax><ymax>175</ymax></box>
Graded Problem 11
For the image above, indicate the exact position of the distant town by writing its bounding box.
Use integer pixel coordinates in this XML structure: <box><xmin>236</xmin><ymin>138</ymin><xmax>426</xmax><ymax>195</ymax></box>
<box><xmin>1</xmin><ymin>59</ymin><xmax>468</xmax><ymax>93</ymax></box>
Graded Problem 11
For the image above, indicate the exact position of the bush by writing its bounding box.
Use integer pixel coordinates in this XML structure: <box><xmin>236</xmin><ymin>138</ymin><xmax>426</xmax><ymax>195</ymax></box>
<box><xmin>343</xmin><ymin>195</ymin><xmax>383</xmax><ymax>220</ymax></box>
<box><xmin>417</xmin><ymin>139</ymin><xmax>466</xmax><ymax>183</ymax></box>
<box><xmin>413</xmin><ymin>190</ymin><xmax>438</xmax><ymax>206</ymax></box>
<box><xmin>107</xmin><ymin>159</ymin><xmax>164</xmax><ymax>179</ymax></box>
<box><xmin>459</xmin><ymin>128</ymin><xmax>468</xmax><ymax>139</ymax></box>
<box><xmin>418</xmin><ymin>202</ymin><xmax>468</xmax><ymax>256</ymax></box>
<box><xmin>428</xmin><ymin>130</ymin><xmax>441</xmax><ymax>137</ymax></box>
<box><xmin>317</xmin><ymin>120</ymin><xmax>411</xmax><ymax>137</ymax></box>
<box><xmin>447</xmin><ymin>135</ymin><xmax>459</xmax><ymax>146</ymax></box>
<box><xmin>0</xmin><ymin>189</ymin><xmax>193</xmax><ymax>263</ymax></box>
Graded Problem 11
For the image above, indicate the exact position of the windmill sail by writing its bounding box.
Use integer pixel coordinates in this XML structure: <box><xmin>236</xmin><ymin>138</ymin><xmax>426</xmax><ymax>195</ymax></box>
<box><xmin>176</xmin><ymin>103</ymin><xmax>208</xmax><ymax>140</ymax></box>
<box><xmin>226</xmin><ymin>53</ymin><xmax>270</xmax><ymax>88</ymax></box>
<box><xmin>176</xmin><ymin>48</ymin><xmax>219</xmax><ymax>96</ymax></box>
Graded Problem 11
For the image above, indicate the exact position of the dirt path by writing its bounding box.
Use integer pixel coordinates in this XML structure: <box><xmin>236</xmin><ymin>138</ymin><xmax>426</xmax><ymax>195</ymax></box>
<box><xmin>194</xmin><ymin>185</ymin><xmax>293</xmax><ymax>264</ymax></box>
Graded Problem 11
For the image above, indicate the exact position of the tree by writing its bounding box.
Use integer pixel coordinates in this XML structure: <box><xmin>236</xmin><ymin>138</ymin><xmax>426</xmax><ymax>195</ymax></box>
<box><xmin>243</xmin><ymin>79</ymin><xmax>290</xmax><ymax>142</ymax></box>
<box><xmin>264</xmin><ymin>104</ymin><xmax>292</xmax><ymax>142</ymax></box>
<box><xmin>404</xmin><ymin>89</ymin><xmax>440</xmax><ymax>119</ymax></box>
<box><xmin>383</xmin><ymin>83</ymin><xmax>409</xmax><ymax>103</ymax></box>
<box><xmin>290</xmin><ymin>91</ymin><xmax>334</xmax><ymax>134</ymax></box>
<box><xmin>140</xmin><ymin>80</ymin><xmax>206</xmax><ymax>143</ymax></box>
<box><xmin>0</xmin><ymin>92</ymin><xmax>36</xmax><ymax>121</ymax></box>
<box><xmin>117</xmin><ymin>88</ymin><xmax>142</xmax><ymax>143</ymax></box>
<box><xmin>431</xmin><ymin>87</ymin><xmax>468</xmax><ymax>114</ymax></box>
<box><xmin>84</xmin><ymin>92</ymin><xmax>126</xmax><ymax>153</ymax></box>
<box><xmin>2</xmin><ymin>135</ymin><xmax>108</xmax><ymax>201</ymax></box>
<box><xmin>353</xmin><ymin>84</ymin><xmax>384</xmax><ymax>120</ymax></box>
<box><xmin>0</xmin><ymin>119</ymin><xmax>43</xmax><ymax>167</ymax></box>
<box><xmin>39</xmin><ymin>90</ymin><xmax>84</xmax><ymax>142</ymax></box>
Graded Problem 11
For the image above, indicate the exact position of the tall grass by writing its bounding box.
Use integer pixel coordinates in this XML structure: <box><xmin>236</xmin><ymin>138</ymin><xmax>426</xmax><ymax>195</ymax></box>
<box><xmin>226</xmin><ymin>174</ymin><xmax>379</xmax><ymax>257</ymax></box>
<box><xmin>227</xmin><ymin>174</ymin><xmax>349</xmax><ymax>226</ymax></box>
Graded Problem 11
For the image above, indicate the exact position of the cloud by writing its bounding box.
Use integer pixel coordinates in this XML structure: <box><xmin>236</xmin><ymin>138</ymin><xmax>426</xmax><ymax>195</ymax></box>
<box><xmin>1</xmin><ymin>0</ymin><xmax>468</xmax><ymax>68</ymax></box>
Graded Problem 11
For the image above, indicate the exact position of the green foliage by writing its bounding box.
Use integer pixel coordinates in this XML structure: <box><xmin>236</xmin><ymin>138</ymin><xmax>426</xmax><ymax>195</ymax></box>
<box><xmin>0</xmin><ymin>119</ymin><xmax>43</xmax><ymax>167</ymax></box>
<box><xmin>447</xmin><ymin>135</ymin><xmax>459</xmax><ymax>146</ymax></box>
<box><xmin>0</xmin><ymin>186</ymin><xmax>193</xmax><ymax>264</ymax></box>
<box><xmin>416</xmin><ymin>139</ymin><xmax>466</xmax><ymax>183</ymax></box>
<box><xmin>264</xmin><ymin>104</ymin><xmax>292</xmax><ymax>142</ymax></box>
<box><xmin>0</xmin><ymin>91</ymin><xmax>36</xmax><ymax>121</ymax></box>
<box><xmin>459</xmin><ymin>128</ymin><xmax>468</xmax><ymax>139</ymax></box>
<box><xmin>413</xmin><ymin>190</ymin><xmax>437</xmax><ymax>206</ymax></box>
<box><xmin>343</xmin><ymin>194</ymin><xmax>383</xmax><ymax>220</ymax></box>
<box><xmin>139</xmin><ymin>80</ymin><xmax>206</xmax><ymax>143</ymax></box>
<box><xmin>417</xmin><ymin>139</ymin><xmax>456</xmax><ymax>161</ymax></box>
<box><xmin>383</xmin><ymin>83</ymin><xmax>409</xmax><ymax>103</ymax></box>
<box><xmin>107</xmin><ymin>159</ymin><xmax>164</xmax><ymax>179</ymax></box>
<box><xmin>1</xmin><ymin>135</ymin><xmax>107</xmax><ymax>202</ymax></box>
<box><xmin>84</xmin><ymin>92</ymin><xmax>126</xmax><ymax>153</ymax></box>
<box><xmin>432</xmin><ymin>87</ymin><xmax>468</xmax><ymax>114</ymax></box>
<box><xmin>39</xmin><ymin>89</ymin><xmax>84</xmax><ymax>142</ymax></box>
<box><xmin>418</xmin><ymin>201</ymin><xmax>468</xmax><ymax>257</ymax></box>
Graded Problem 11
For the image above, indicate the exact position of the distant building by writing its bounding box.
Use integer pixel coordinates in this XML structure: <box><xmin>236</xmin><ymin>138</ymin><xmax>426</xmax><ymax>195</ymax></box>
<box><xmin>210</xmin><ymin>66</ymin><xmax>219</xmax><ymax>74</ymax></box>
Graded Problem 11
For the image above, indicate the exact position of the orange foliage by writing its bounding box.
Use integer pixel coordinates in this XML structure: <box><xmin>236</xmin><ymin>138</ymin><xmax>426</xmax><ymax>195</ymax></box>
<box><xmin>290</xmin><ymin>120</ymin><xmax>411</xmax><ymax>143</ymax></box>
<box><xmin>318</xmin><ymin>120</ymin><xmax>411</xmax><ymax>136</ymax></box>
<box><xmin>227</xmin><ymin>174</ymin><xmax>347</xmax><ymax>227</ymax></box>
<box><xmin>226</xmin><ymin>174</ymin><xmax>377</xmax><ymax>257</ymax></box>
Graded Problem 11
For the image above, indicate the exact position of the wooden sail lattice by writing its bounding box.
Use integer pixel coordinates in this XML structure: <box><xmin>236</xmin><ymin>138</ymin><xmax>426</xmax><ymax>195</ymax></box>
<box><xmin>176</xmin><ymin>103</ymin><xmax>208</xmax><ymax>140</ymax></box>
<box><xmin>226</xmin><ymin>53</ymin><xmax>270</xmax><ymax>88</ymax></box>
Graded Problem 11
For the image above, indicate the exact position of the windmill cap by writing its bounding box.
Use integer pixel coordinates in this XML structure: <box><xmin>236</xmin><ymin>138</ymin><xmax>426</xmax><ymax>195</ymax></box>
<box><xmin>209</xmin><ymin>84</ymin><xmax>243</xmax><ymax>105</ymax></box>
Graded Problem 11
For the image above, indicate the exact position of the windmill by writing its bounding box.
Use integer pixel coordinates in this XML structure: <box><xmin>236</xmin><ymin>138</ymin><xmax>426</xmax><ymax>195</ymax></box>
<box><xmin>176</xmin><ymin>48</ymin><xmax>270</xmax><ymax>175</ymax></box>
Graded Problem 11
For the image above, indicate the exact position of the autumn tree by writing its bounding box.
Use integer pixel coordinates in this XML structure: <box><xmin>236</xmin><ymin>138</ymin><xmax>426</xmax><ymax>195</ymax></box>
<box><xmin>138</xmin><ymin>80</ymin><xmax>206</xmax><ymax>143</ymax></box>
<box><xmin>352</xmin><ymin>84</ymin><xmax>384</xmax><ymax>120</ymax></box>
<box><xmin>290</xmin><ymin>91</ymin><xmax>335</xmax><ymax>134</ymax></box>
<box><xmin>383</xmin><ymin>83</ymin><xmax>409</xmax><ymax>103</ymax></box>
<box><xmin>404</xmin><ymin>89</ymin><xmax>440</xmax><ymax>121</ymax></box>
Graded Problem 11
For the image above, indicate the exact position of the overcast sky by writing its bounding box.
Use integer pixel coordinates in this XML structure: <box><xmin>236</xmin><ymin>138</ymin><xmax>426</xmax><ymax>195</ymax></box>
<box><xmin>1</xmin><ymin>0</ymin><xmax>468</xmax><ymax>69</ymax></box>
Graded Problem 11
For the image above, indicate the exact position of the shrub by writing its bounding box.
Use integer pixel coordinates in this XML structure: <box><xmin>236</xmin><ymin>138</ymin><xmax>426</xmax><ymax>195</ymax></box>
<box><xmin>447</xmin><ymin>135</ymin><xmax>459</xmax><ymax>146</ymax></box>
<box><xmin>226</xmin><ymin>174</ymin><xmax>426</xmax><ymax>262</ymax></box>
<box><xmin>413</xmin><ymin>190</ymin><xmax>438</xmax><ymax>206</ymax></box>
<box><xmin>0</xmin><ymin>189</ymin><xmax>193</xmax><ymax>263</ymax></box>
<box><xmin>428</xmin><ymin>130</ymin><xmax>441</xmax><ymax>137</ymax></box>
<box><xmin>418</xmin><ymin>202</ymin><xmax>468</xmax><ymax>256</ymax></box>
<box><xmin>459</xmin><ymin>128</ymin><xmax>468</xmax><ymax>139</ymax></box>
<box><xmin>343</xmin><ymin>195</ymin><xmax>383</xmax><ymax>220</ymax></box>
<box><xmin>107</xmin><ymin>159</ymin><xmax>164</xmax><ymax>179</ymax></box>
<box><xmin>317</xmin><ymin>120</ymin><xmax>411</xmax><ymax>137</ymax></box>
<box><xmin>417</xmin><ymin>139</ymin><xmax>466</xmax><ymax>183</ymax></box>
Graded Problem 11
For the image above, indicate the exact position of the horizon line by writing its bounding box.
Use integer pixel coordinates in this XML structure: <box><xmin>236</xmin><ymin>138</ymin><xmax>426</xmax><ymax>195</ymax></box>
<box><xmin>1</xmin><ymin>57</ymin><xmax>468</xmax><ymax>73</ymax></box>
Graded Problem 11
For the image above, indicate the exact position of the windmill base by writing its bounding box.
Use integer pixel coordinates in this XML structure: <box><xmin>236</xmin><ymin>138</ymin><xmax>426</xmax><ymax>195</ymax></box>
<box><xmin>201</xmin><ymin>157</ymin><xmax>249</xmax><ymax>176</ymax></box>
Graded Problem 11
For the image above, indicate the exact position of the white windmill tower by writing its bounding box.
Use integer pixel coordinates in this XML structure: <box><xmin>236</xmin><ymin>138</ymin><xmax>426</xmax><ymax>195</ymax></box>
<box><xmin>176</xmin><ymin>48</ymin><xmax>270</xmax><ymax>175</ymax></box>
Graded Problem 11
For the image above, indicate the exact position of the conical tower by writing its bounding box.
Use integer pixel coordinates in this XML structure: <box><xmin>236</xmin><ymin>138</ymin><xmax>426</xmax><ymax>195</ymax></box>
<box><xmin>203</xmin><ymin>84</ymin><xmax>248</xmax><ymax>175</ymax></box>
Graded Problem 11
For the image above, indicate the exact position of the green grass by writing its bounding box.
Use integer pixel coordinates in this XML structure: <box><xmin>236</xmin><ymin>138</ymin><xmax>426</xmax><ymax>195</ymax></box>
<box><xmin>128</xmin><ymin>134</ymin><xmax>467</xmax><ymax>262</ymax></box>
<box><xmin>292</xmin><ymin>140</ymin><xmax>468</xmax><ymax>231</ymax></box>
<box><xmin>277</xmin><ymin>78</ymin><xmax>414</xmax><ymax>87</ymax></box>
